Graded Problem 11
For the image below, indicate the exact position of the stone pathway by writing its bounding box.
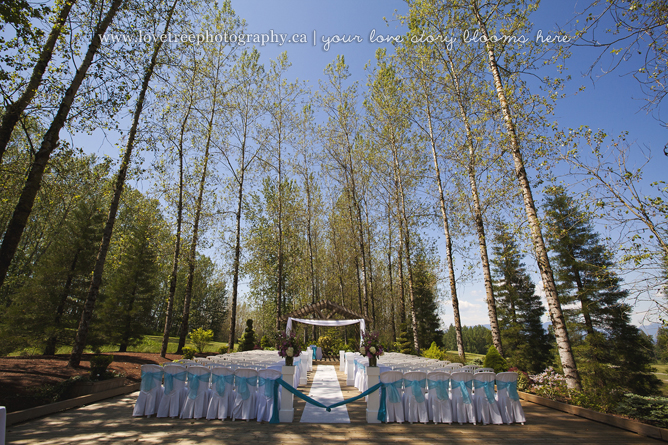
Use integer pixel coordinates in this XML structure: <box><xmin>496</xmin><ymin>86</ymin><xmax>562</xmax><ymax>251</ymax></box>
<box><xmin>5</xmin><ymin>364</ymin><xmax>663</xmax><ymax>444</ymax></box>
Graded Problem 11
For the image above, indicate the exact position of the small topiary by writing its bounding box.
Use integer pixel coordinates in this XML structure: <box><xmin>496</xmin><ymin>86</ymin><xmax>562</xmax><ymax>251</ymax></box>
<box><xmin>182</xmin><ymin>346</ymin><xmax>197</xmax><ymax>360</ymax></box>
<box><xmin>483</xmin><ymin>345</ymin><xmax>508</xmax><ymax>373</ymax></box>
<box><xmin>89</xmin><ymin>354</ymin><xmax>114</xmax><ymax>379</ymax></box>
<box><xmin>239</xmin><ymin>319</ymin><xmax>256</xmax><ymax>352</ymax></box>
<box><xmin>397</xmin><ymin>323</ymin><xmax>414</xmax><ymax>355</ymax></box>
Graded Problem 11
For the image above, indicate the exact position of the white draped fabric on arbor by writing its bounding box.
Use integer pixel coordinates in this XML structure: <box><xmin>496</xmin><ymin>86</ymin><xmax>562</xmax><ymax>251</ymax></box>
<box><xmin>285</xmin><ymin>317</ymin><xmax>366</xmax><ymax>340</ymax></box>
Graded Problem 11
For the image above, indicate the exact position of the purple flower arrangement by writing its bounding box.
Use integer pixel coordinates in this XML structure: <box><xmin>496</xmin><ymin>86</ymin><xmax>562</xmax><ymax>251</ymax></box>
<box><xmin>276</xmin><ymin>330</ymin><xmax>302</xmax><ymax>358</ymax></box>
<box><xmin>360</xmin><ymin>331</ymin><xmax>384</xmax><ymax>359</ymax></box>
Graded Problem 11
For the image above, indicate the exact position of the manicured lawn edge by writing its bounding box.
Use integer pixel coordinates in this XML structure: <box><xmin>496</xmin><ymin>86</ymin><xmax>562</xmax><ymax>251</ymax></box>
<box><xmin>6</xmin><ymin>382</ymin><xmax>140</xmax><ymax>426</ymax></box>
<box><xmin>519</xmin><ymin>390</ymin><xmax>668</xmax><ymax>442</ymax></box>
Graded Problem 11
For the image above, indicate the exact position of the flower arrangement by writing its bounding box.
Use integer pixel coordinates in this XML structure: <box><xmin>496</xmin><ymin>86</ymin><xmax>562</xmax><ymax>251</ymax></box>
<box><xmin>276</xmin><ymin>331</ymin><xmax>302</xmax><ymax>365</ymax></box>
<box><xmin>360</xmin><ymin>331</ymin><xmax>384</xmax><ymax>365</ymax></box>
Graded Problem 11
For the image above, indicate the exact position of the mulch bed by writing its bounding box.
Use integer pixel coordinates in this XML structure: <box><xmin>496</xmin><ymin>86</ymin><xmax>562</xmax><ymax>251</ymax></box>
<box><xmin>0</xmin><ymin>352</ymin><xmax>181</xmax><ymax>412</ymax></box>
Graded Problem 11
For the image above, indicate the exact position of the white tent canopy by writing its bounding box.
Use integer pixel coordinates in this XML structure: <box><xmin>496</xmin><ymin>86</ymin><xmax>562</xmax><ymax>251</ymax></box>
<box><xmin>285</xmin><ymin>317</ymin><xmax>365</xmax><ymax>341</ymax></box>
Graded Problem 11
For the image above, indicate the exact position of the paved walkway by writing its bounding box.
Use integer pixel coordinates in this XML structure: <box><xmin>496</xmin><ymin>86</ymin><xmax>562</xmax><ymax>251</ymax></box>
<box><xmin>5</xmin><ymin>364</ymin><xmax>662</xmax><ymax>444</ymax></box>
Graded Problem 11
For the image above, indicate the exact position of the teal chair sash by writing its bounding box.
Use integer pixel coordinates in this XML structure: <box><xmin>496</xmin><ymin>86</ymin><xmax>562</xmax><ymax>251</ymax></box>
<box><xmin>427</xmin><ymin>378</ymin><xmax>450</xmax><ymax>401</ymax></box>
<box><xmin>140</xmin><ymin>370</ymin><xmax>163</xmax><ymax>392</ymax></box>
<box><xmin>187</xmin><ymin>372</ymin><xmax>210</xmax><ymax>400</ymax></box>
<box><xmin>163</xmin><ymin>371</ymin><xmax>186</xmax><ymax>395</ymax></box>
<box><xmin>407</xmin><ymin>378</ymin><xmax>426</xmax><ymax>403</ymax></box>
<box><xmin>211</xmin><ymin>373</ymin><xmax>234</xmax><ymax>396</ymax></box>
<box><xmin>236</xmin><ymin>375</ymin><xmax>258</xmax><ymax>400</ymax></box>
<box><xmin>474</xmin><ymin>379</ymin><xmax>496</xmax><ymax>404</ymax></box>
<box><xmin>259</xmin><ymin>376</ymin><xmax>279</xmax><ymax>398</ymax></box>
<box><xmin>453</xmin><ymin>379</ymin><xmax>472</xmax><ymax>405</ymax></box>
<box><xmin>496</xmin><ymin>380</ymin><xmax>520</xmax><ymax>401</ymax></box>
<box><xmin>377</xmin><ymin>379</ymin><xmax>403</xmax><ymax>422</ymax></box>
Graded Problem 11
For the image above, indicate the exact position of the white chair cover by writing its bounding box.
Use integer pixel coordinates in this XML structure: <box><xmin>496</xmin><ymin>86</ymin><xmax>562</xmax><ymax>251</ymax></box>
<box><xmin>379</xmin><ymin>371</ymin><xmax>404</xmax><ymax>423</ymax></box>
<box><xmin>157</xmin><ymin>364</ymin><xmax>187</xmax><ymax>418</ymax></box>
<box><xmin>256</xmin><ymin>369</ymin><xmax>282</xmax><ymax>422</ymax></box>
<box><xmin>233</xmin><ymin>368</ymin><xmax>258</xmax><ymax>420</ymax></box>
<box><xmin>180</xmin><ymin>365</ymin><xmax>211</xmax><ymax>419</ymax></box>
<box><xmin>133</xmin><ymin>364</ymin><xmax>164</xmax><ymax>417</ymax></box>
<box><xmin>496</xmin><ymin>372</ymin><xmax>525</xmax><ymax>424</ymax></box>
<box><xmin>402</xmin><ymin>371</ymin><xmax>429</xmax><ymax>424</ymax></box>
<box><xmin>473</xmin><ymin>372</ymin><xmax>503</xmax><ymax>425</ymax></box>
<box><xmin>451</xmin><ymin>372</ymin><xmax>476</xmax><ymax>424</ymax></box>
<box><xmin>427</xmin><ymin>371</ymin><xmax>452</xmax><ymax>424</ymax></box>
<box><xmin>207</xmin><ymin>367</ymin><xmax>235</xmax><ymax>420</ymax></box>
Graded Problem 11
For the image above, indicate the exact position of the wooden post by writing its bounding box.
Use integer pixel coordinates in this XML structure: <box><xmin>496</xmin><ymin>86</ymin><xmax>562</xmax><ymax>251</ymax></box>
<box><xmin>366</xmin><ymin>366</ymin><xmax>380</xmax><ymax>423</ymax></box>
<box><xmin>280</xmin><ymin>365</ymin><xmax>295</xmax><ymax>422</ymax></box>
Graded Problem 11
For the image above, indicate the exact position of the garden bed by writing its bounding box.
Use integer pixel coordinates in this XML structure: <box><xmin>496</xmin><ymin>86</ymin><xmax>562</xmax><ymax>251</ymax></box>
<box><xmin>0</xmin><ymin>352</ymin><xmax>179</xmax><ymax>412</ymax></box>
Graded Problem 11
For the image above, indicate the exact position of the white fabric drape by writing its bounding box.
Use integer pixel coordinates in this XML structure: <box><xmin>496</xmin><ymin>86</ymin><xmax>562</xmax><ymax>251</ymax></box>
<box><xmin>285</xmin><ymin>318</ymin><xmax>365</xmax><ymax>340</ymax></box>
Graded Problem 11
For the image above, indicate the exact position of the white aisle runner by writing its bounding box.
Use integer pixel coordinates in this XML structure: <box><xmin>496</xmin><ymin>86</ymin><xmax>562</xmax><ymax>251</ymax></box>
<box><xmin>299</xmin><ymin>365</ymin><xmax>350</xmax><ymax>423</ymax></box>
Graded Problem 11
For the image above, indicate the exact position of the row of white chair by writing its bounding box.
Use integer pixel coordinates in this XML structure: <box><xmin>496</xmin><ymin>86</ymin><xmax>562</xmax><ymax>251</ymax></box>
<box><xmin>133</xmin><ymin>364</ymin><xmax>282</xmax><ymax>422</ymax></box>
<box><xmin>378</xmin><ymin>370</ymin><xmax>524</xmax><ymax>425</ymax></box>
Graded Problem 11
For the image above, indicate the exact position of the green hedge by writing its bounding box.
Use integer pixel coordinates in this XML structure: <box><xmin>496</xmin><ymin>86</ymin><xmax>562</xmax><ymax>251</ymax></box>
<box><xmin>616</xmin><ymin>393</ymin><xmax>668</xmax><ymax>428</ymax></box>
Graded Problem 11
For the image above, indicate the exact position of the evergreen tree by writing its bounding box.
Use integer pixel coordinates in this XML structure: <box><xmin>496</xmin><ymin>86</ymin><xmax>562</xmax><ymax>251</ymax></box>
<box><xmin>94</xmin><ymin>190</ymin><xmax>167</xmax><ymax>352</ymax></box>
<box><xmin>410</xmin><ymin>242</ymin><xmax>443</xmax><ymax>349</ymax></box>
<box><xmin>544</xmin><ymin>186</ymin><xmax>660</xmax><ymax>396</ymax></box>
<box><xmin>491</xmin><ymin>225</ymin><xmax>553</xmax><ymax>373</ymax></box>
<box><xmin>397</xmin><ymin>323</ymin><xmax>414</xmax><ymax>354</ymax></box>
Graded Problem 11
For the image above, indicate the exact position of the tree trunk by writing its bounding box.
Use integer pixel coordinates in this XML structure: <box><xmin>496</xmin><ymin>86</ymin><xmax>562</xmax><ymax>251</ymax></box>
<box><xmin>44</xmin><ymin>250</ymin><xmax>80</xmax><ymax>355</ymax></box>
<box><xmin>228</xmin><ymin>155</ymin><xmax>245</xmax><ymax>353</ymax></box>
<box><xmin>161</xmin><ymin>95</ymin><xmax>191</xmax><ymax>358</ymax></box>
<box><xmin>0</xmin><ymin>0</ymin><xmax>77</xmax><ymax>164</ymax></box>
<box><xmin>0</xmin><ymin>0</ymin><xmax>123</xmax><ymax>292</ymax></box>
<box><xmin>387</xmin><ymin>211</ymin><xmax>397</xmax><ymax>342</ymax></box>
<box><xmin>177</xmin><ymin>77</ymin><xmax>218</xmax><ymax>353</ymax></box>
<box><xmin>392</xmin><ymin>144</ymin><xmax>420</xmax><ymax>354</ymax></box>
<box><xmin>119</xmin><ymin>283</ymin><xmax>138</xmax><ymax>353</ymax></box>
<box><xmin>472</xmin><ymin>1</ymin><xmax>580</xmax><ymax>390</ymax></box>
<box><xmin>69</xmin><ymin>0</ymin><xmax>180</xmax><ymax>367</ymax></box>
<box><xmin>572</xmin><ymin>266</ymin><xmax>595</xmax><ymax>336</ymax></box>
<box><xmin>423</xmin><ymin>87</ymin><xmax>466</xmax><ymax>360</ymax></box>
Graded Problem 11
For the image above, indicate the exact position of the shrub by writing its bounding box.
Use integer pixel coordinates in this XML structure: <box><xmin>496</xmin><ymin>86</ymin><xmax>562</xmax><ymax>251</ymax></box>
<box><xmin>318</xmin><ymin>336</ymin><xmax>333</xmax><ymax>355</ymax></box>
<box><xmin>217</xmin><ymin>345</ymin><xmax>228</xmax><ymax>354</ymax></box>
<box><xmin>509</xmin><ymin>367</ymin><xmax>530</xmax><ymax>391</ymax></box>
<box><xmin>529</xmin><ymin>367</ymin><xmax>570</xmax><ymax>401</ymax></box>
<box><xmin>616</xmin><ymin>393</ymin><xmax>668</xmax><ymax>428</ymax></box>
<box><xmin>260</xmin><ymin>335</ymin><xmax>271</xmax><ymax>349</ymax></box>
<box><xmin>397</xmin><ymin>323</ymin><xmax>414</xmax><ymax>355</ymax></box>
<box><xmin>189</xmin><ymin>328</ymin><xmax>214</xmax><ymax>353</ymax></box>
<box><xmin>422</xmin><ymin>342</ymin><xmax>447</xmax><ymax>360</ymax></box>
<box><xmin>182</xmin><ymin>347</ymin><xmax>197</xmax><ymax>360</ymax></box>
<box><xmin>89</xmin><ymin>354</ymin><xmax>113</xmax><ymax>379</ymax></box>
<box><xmin>483</xmin><ymin>346</ymin><xmax>508</xmax><ymax>373</ymax></box>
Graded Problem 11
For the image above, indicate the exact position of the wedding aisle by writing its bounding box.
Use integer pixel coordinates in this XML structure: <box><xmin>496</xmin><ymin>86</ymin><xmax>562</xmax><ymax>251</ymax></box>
<box><xmin>299</xmin><ymin>365</ymin><xmax>350</xmax><ymax>423</ymax></box>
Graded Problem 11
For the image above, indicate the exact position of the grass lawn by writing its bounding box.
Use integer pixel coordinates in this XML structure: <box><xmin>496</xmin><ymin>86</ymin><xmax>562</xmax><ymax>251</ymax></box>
<box><xmin>652</xmin><ymin>363</ymin><xmax>668</xmax><ymax>396</ymax></box>
<box><xmin>11</xmin><ymin>335</ymin><xmax>233</xmax><ymax>357</ymax></box>
<box><xmin>446</xmin><ymin>350</ymin><xmax>485</xmax><ymax>364</ymax></box>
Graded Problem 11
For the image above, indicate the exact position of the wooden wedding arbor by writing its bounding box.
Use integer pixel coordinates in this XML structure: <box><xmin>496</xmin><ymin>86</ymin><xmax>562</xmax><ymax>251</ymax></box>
<box><xmin>280</xmin><ymin>299</ymin><xmax>372</xmax><ymax>349</ymax></box>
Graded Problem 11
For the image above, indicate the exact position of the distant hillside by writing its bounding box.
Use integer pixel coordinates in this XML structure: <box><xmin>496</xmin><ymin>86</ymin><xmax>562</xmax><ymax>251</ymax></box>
<box><xmin>479</xmin><ymin>322</ymin><xmax>662</xmax><ymax>339</ymax></box>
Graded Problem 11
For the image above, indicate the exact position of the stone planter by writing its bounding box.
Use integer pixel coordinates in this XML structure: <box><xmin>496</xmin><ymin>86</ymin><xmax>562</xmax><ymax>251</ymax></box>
<box><xmin>68</xmin><ymin>377</ymin><xmax>126</xmax><ymax>399</ymax></box>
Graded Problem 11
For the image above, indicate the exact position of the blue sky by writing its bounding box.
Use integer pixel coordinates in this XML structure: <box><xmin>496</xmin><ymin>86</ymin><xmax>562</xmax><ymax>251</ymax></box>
<box><xmin>222</xmin><ymin>1</ymin><xmax>666</xmax><ymax>328</ymax></box>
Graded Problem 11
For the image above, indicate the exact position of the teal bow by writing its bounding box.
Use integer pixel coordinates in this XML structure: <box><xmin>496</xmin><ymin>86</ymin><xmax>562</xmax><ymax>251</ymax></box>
<box><xmin>428</xmin><ymin>379</ymin><xmax>450</xmax><ymax>401</ymax></box>
<box><xmin>496</xmin><ymin>380</ymin><xmax>520</xmax><ymax>401</ymax></box>
<box><xmin>187</xmin><ymin>373</ymin><xmax>210</xmax><ymax>400</ymax></box>
<box><xmin>377</xmin><ymin>380</ymin><xmax>403</xmax><ymax>422</ymax></box>
<box><xmin>259</xmin><ymin>376</ymin><xmax>279</xmax><ymax>398</ymax></box>
<box><xmin>453</xmin><ymin>380</ymin><xmax>472</xmax><ymax>405</ymax></box>
<box><xmin>211</xmin><ymin>374</ymin><xmax>234</xmax><ymax>396</ymax></box>
<box><xmin>235</xmin><ymin>375</ymin><xmax>257</xmax><ymax>400</ymax></box>
<box><xmin>164</xmin><ymin>371</ymin><xmax>186</xmax><ymax>395</ymax></box>
<box><xmin>474</xmin><ymin>380</ymin><xmax>496</xmax><ymax>404</ymax></box>
<box><xmin>140</xmin><ymin>370</ymin><xmax>163</xmax><ymax>392</ymax></box>
<box><xmin>408</xmin><ymin>378</ymin><xmax>426</xmax><ymax>403</ymax></box>
<box><xmin>312</xmin><ymin>347</ymin><xmax>316</xmax><ymax>360</ymax></box>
